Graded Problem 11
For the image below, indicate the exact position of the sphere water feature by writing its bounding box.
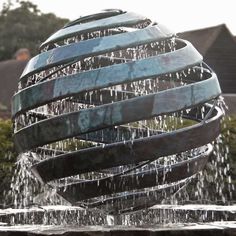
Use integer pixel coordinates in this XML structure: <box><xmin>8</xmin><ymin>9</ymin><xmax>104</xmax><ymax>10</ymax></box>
<box><xmin>12</xmin><ymin>9</ymin><xmax>223</xmax><ymax>215</ymax></box>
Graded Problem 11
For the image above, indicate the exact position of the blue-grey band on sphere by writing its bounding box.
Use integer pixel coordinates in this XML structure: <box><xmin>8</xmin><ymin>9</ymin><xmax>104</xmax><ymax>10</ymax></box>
<box><xmin>40</xmin><ymin>11</ymin><xmax>149</xmax><ymax>49</ymax></box>
<box><xmin>12</xmin><ymin>9</ymin><xmax>223</xmax><ymax>214</ymax></box>
<box><xmin>20</xmin><ymin>26</ymin><xmax>173</xmax><ymax>81</ymax></box>
<box><xmin>57</xmin><ymin>143</ymin><xmax>212</xmax><ymax>203</ymax></box>
<box><xmin>12</xmin><ymin>40</ymin><xmax>202</xmax><ymax>117</ymax></box>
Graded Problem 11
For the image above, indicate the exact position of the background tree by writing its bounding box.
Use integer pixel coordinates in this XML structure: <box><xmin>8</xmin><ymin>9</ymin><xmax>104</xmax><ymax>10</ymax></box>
<box><xmin>0</xmin><ymin>0</ymin><xmax>69</xmax><ymax>61</ymax></box>
<box><xmin>0</xmin><ymin>0</ymin><xmax>68</xmax><ymax>206</ymax></box>
<box><xmin>0</xmin><ymin>119</ymin><xmax>17</xmax><ymax>207</ymax></box>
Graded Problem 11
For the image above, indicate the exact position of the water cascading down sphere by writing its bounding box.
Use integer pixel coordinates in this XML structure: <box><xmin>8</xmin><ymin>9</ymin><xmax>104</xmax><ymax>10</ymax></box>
<box><xmin>12</xmin><ymin>9</ymin><xmax>223</xmax><ymax>214</ymax></box>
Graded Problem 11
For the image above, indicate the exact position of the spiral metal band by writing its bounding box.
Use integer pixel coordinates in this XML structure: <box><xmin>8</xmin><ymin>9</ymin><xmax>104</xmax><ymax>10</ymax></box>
<box><xmin>12</xmin><ymin>10</ymin><xmax>222</xmax><ymax>214</ymax></box>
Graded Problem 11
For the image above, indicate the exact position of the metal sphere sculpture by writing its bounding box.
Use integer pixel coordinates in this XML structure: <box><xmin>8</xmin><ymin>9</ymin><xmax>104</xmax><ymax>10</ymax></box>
<box><xmin>12</xmin><ymin>10</ymin><xmax>222</xmax><ymax>214</ymax></box>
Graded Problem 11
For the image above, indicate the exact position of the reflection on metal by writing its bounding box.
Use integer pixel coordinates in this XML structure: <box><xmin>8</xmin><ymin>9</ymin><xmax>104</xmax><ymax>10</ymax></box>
<box><xmin>12</xmin><ymin>10</ymin><xmax>222</xmax><ymax>214</ymax></box>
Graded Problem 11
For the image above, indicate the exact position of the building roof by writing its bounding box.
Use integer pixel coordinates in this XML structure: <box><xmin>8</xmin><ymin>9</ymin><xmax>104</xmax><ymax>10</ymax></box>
<box><xmin>178</xmin><ymin>24</ymin><xmax>236</xmax><ymax>109</ymax></box>
<box><xmin>178</xmin><ymin>24</ymin><xmax>231</xmax><ymax>55</ymax></box>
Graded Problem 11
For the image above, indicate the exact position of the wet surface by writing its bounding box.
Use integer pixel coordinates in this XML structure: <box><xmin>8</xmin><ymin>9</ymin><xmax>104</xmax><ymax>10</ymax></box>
<box><xmin>1</xmin><ymin>221</ymin><xmax>236</xmax><ymax>235</ymax></box>
<box><xmin>1</xmin><ymin>205</ymin><xmax>236</xmax><ymax>227</ymax></box>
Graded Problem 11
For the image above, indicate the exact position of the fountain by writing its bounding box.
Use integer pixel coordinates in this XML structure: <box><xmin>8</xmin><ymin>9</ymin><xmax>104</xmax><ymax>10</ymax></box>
<box><xmin>1</xmin><ymin>9</ymin><xmax>235</xmax><ymax>235</ymax></box>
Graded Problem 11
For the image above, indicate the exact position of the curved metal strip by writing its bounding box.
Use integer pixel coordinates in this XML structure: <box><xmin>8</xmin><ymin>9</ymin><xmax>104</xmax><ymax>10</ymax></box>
<box><xmin>85</xmin><ymin>181</ymin><xmax>187</xmax><ymax>214</ymax></box>
<box><xmin>57</xmin><ymin>145</ymin><xmax>211</xmax><ymax>202</ymax></box>
<box><xmin>21</xmin><ymin>26</ymin><xmax>172</xmax><ymax>81</ymax></box>
<box><xmin>40</xmin><ymin>12</ymin><xmax>149</xmax><ymax>49</ymax></box>
<box><xmin>77</xmin><ymin>126</ymin><xmax>161</xmax><ymax>144</ymax></box>
<box><xmin>14</xmin><ymin>76</ymin><xmax>221</xmax><ymax>153</ymax></box>
<box><xmin>31</xmin><ymin>106</ymin><xmax>222</xmax><ymax>183</ymax></box>
<box><xmin>62</xmin><ymin>10</ymin><xmax>125</xmax><ymax>28</ymax></box>
<box><xmin>12</xmin><ymin>40</ymin><xmax>202</xmax><ymax>117</ymax></box>
<box><xmin>28</xmin><ymin>123</ymin><xmax>161</xmax><ymax>145</ymax></box>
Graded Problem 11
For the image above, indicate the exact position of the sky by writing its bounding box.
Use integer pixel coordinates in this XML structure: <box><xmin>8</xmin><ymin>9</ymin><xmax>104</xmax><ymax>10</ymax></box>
<box><xmin>0</xmin><ymin>0</ymin><xmax>236</xmax><ymax>35</ymax></box>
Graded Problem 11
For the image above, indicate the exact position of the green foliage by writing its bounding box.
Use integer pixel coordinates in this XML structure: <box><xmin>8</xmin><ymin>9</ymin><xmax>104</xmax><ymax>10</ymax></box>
<box><xmin>0</xmin><ymin>119</ymin><xmax>17</xmax><ymax>206</ymax></box>
<box><xmin>223</xmin><ymin>116</ymin><xmax>236</xmax><ymax>155</ymax></box>
<box><xmin>222</xmin><ymin>115</ymin><xmax>236</xmax><ymax>181</ymax></box>
<box><xmin>0</xmin><ymin>0</ymin><xmax>69</xmax><ymax>61</ymax></box>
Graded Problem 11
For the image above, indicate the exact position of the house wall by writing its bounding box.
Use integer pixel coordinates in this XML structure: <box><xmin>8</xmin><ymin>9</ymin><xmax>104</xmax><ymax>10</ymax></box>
<box><xmin>0</xmin><ymin>60</ymin><xmax>27</xmax><ymax>118</ymax></box>
<box><xmin>223</xmin><ymin>94</ymin><xmax>236</xmax><ymax>115</ymax></box>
